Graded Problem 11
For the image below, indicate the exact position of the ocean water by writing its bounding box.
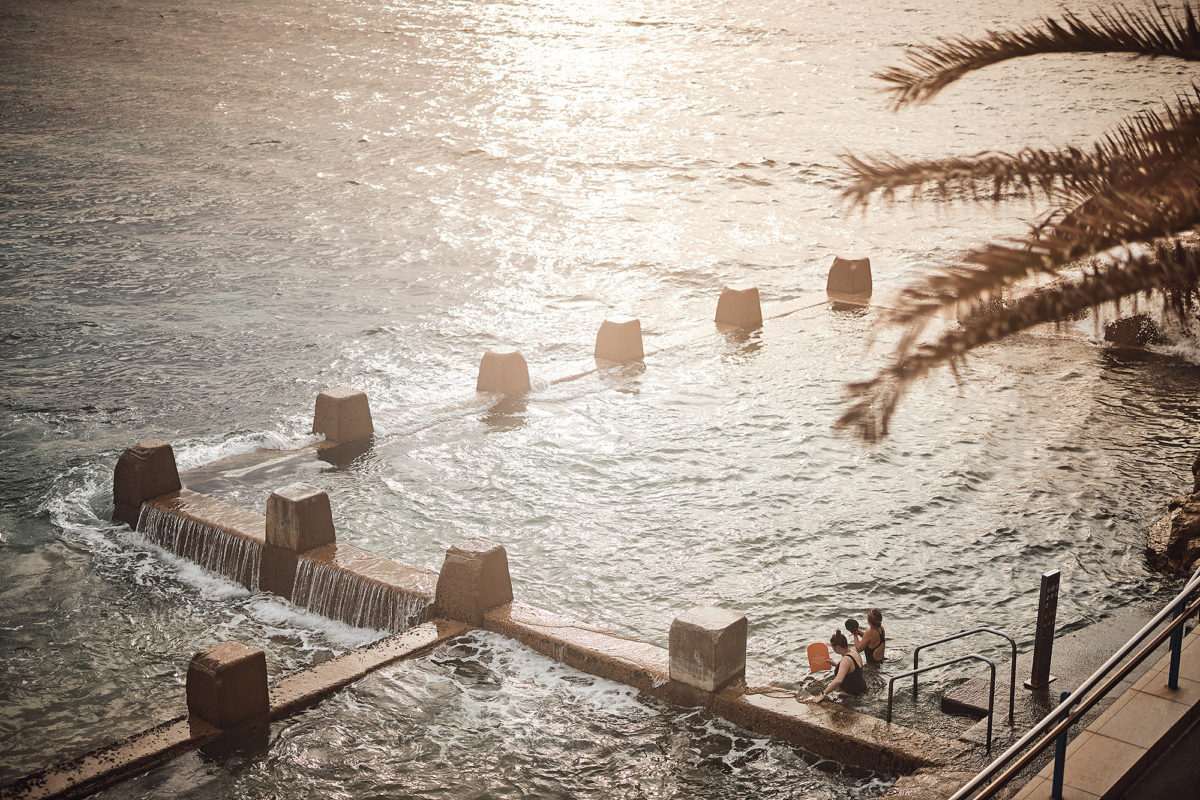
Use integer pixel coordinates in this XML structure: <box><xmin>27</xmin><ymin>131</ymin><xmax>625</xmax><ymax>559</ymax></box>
<box><xmin>2</xmin><ymin>0</ymin><xmax>1199</xmax><ymax>796</ymax></box>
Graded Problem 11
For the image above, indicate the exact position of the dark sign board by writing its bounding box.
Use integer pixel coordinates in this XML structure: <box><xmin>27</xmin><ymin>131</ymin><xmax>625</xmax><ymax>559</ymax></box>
<box><xmin>1026</xmin><ymin>570</ymin><xmax>1060</xmax><ymax>690</ymax></box>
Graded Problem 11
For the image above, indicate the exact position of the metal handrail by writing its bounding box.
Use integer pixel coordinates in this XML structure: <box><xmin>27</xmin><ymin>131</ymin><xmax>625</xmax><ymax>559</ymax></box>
<box><xmin>888</xmin><ymin>654</ymin><xmax>997</xmax><ymax>753</ymax></box>
<box><xmin>950</xmin><ymin>563</ymin><xmax>1200</xmax><ymax>800</ymax></box>
<box><xmin>913</xmin><ymin>627</ymin><xmax>1017</xmax><ymax>725</ymax></box>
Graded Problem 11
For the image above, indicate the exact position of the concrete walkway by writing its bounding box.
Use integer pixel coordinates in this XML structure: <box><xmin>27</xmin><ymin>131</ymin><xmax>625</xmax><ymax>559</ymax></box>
<box><xmin>1013</xmin><ymin>625</ymin><xmax>1200</xmax><ymax>800</ymax></box>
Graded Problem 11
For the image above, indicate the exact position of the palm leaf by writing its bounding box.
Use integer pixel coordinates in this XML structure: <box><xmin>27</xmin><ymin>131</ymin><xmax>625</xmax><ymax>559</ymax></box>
<box><xmin>880</xmin><ymin>4</ymin><xmax>1200</xmax><ymax>108</ymax></box>
<box><xmin>879</xmin><ymin>156</ymin><xmax>1200</xmax><ymax>337</ymax></box>
<box><xmin>838</xmin><ymin>238</ymin><xmax>1200</xmax><ymax>441</ymax></box>
<box><xmin>841</xmin><ymin>90</ymin><xmax>1200</xmax><ymax>209</ymax></box>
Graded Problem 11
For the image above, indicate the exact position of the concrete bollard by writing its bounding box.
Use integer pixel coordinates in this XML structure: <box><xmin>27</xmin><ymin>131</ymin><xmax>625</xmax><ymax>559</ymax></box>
<box><xmin>313</xmin><ymin>387</ymin><xmax>374</xmax><ymax>445</ymax></box>
<box><xmin>476</xmin><ymin>347</ymin><xmax>531</xmax><ymax>395</ymax></box>
<box><xmin>186</xmin><ymin>642</ymin><xmax>269</xmax><ymax>730</ymax></box>
<box><xmin>714</xmin><ymin>285</ymin><xmax>763</xmax><ymax>331</ymax></box>
<box><xmin>112</xmin><ymin>439</ymin><xmax>182</xmax><ymax>528</ymax></box>
<box><xmin>669</xmin><ymin>606</ymin><xmax>747</xmax><ymax>693</ymax></box>
<box><xmin>594</xmin><ymin>317</ymin><xmax>645</xmax><ymax>365</ymax></box>
<box><xmin>826</xmin><ymin>257</ymin><xmax>872</xmax><ymax>297</ymax></box>
<box><xmin>260</xmin><ymin>483</ymin><xmax>336</xmax><ymax>600</ymax></box>
<box><xmin>434</xmin><ymin>539</ymin><xmax>514</xmax><ymax>625</ymax></box>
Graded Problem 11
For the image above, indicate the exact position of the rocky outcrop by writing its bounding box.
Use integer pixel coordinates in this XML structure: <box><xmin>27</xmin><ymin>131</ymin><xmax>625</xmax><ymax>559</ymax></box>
<box><xmin>1104</xmin><ymin>314</ymin><xmax>1167</xmax><ymax>347</ymax></box>
<box><xmin>1146</xmin><ymin>456</ymin><xmax>1200</xmax><ymax>576</ymax></box>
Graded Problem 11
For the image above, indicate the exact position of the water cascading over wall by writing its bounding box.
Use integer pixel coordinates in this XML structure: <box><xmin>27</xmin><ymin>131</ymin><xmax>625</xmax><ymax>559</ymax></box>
<box><xmin>292</xmin><ymin>559</ymin><xmax>428</xmax><ymax>631</ymax></box>
<box><xmin>136</xmin><ymin>498</ymin><xmax>262</xmax><ymax>590</ymax></box>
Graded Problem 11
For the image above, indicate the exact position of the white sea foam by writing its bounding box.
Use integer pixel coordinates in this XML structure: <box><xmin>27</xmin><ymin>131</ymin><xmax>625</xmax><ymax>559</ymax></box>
<box><xmin>1158</xmin><ymin>337</ymin><xmax>1200</xmax><ymax>364</ymax></box>
<box><xmin>244</xmin><ymin>594</ymin><xmax>385</xmax><ymax>650</ymax></box>
<box><xmin>429</xmin><ymin>631</ymin><xmax>654</xmax><ymax>718</ymax></box>
<box><xmin>173</xmin><ymin>430</ymin><xmax>320</xmax><ymax>471</ymax></box>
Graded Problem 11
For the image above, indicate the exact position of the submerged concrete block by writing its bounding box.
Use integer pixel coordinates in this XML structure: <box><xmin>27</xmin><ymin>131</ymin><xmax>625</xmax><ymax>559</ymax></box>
<box><xmin>266</xmin><ymin>483</ymin><xmax>336</xmax><ymax>553</ymax></box>
<box><xmin>313</xmin><ymin>387</ymin><xmax>373</xmax><ymax>444</ymax></box>
<box><xmin>186</xmin><ymin>642</ymin><xmax>269</xmax><ymax>729</ymax></box>
<box><xmin>434</xmin><ymin>539</ymin><xmax>514</xmax><ymax>625</ymax></box>
<box><xmin>669</xmin><ymin>606</ymin><xmax>747</xmax><ymax>692</ymax></box>
<box><xmin>715</xmin><ymin>285</ymin><xmax>762</xmax><ymax>331</ymax></box>
<box><xmin>827</xmin><ymin>257</ymin><xmax>872</xmax><ymax>296</ymax></box>
<box><xmin>113</xmin><ymin>439</ymin><xmax>182</xmax><ymax>528</ymax></box>
<box><xmin>476</xmin><ymin>347</ymin><xmax>531</xmax><ymax>395</ymax></box>
<box><xmin>594</xmin><ymin>317</ymin><xmax>644</xmax><ymax>365</ymax></box>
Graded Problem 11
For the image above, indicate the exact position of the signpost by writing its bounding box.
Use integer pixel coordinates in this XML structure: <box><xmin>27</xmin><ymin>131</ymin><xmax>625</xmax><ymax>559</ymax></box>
<box><xmin>1025</xmin><ymin>569</ymin><xmax>1060</xmax><ymax>690</ymax></box>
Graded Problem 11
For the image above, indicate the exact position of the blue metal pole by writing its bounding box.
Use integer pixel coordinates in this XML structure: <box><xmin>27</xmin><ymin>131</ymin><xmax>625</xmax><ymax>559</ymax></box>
<box><xmin>1051</xmin><ymin>691</ymin><xmax>1071</xmax><ymax>800</ymax></box>
<box><xmin>1169</xmin><ymin>599</ymin><xmax>1185</xmax><ymax>690</ymax></box>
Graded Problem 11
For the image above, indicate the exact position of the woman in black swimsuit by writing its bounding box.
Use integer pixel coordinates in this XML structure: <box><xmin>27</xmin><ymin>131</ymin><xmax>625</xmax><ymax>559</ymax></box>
<box><xmin>805</xmin><ymin>630</ymin><xmax>866</xmax><ymax>702</ymax></box>
<box><xmin>853</xmin><ymin>607</ymin><xmax>886</xmax><ymax>665</ymax></box>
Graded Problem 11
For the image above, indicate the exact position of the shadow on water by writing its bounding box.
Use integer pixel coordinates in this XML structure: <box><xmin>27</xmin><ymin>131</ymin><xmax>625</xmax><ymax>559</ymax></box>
<box><xmin>596</xmin><ymin>361</ymin><xmax>646</xmax><ymax>393</ymax></box>
<box><xmin>481</xmin><ymin>395</ymin><xmax>528</xmax><ymax>432</ymax></box>
<box><xmin>718</xmin><ymin>328</ymin><xmax>763</xmax><ymax>360</ymax></box>
<box><xmin>315</xmin><ymin>436</ymin><xmax>375</xmax><ymax>470</ymax></box>
<box><xmin>197</xmin><ymin>723</ymin><xmax>270</xmax><ymax>764</ymax></box>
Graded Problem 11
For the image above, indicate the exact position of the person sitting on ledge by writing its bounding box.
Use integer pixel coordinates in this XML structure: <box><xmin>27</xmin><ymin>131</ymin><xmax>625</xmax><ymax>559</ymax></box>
<box><xmin>852</xmin><ymin>607</ymin><xmax>886</xmax><ymax>665</ymax></box>
<box><xmin>803</xmin><ymin>630</ymin><xmax>865</xmax><ymax>702</ymax></box>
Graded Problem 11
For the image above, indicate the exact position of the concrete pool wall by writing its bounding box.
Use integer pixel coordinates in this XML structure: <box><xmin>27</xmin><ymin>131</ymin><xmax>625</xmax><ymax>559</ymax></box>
<box><xmin>3</xmin><ymin>276</ymin><xmax>982</xmax><ymax>798</ymax></box>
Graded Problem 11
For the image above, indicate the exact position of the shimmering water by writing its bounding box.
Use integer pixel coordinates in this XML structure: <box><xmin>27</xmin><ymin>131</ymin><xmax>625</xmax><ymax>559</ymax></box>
<box><xmin>3</xmin><ymin>0</ymin><xmax>1200</xmax><ymax>795</ymax></box>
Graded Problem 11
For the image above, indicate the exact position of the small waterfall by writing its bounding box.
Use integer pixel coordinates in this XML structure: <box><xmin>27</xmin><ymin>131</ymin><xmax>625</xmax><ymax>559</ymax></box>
<box><xmin>136</xmin><ymin>503</ymin><xmax>261</xmax><ymax>590</ymax></box>
<box><xmin>292</xmin><ymin>559</ymin><xmax>428</xmax><ymax>632</ymax></box>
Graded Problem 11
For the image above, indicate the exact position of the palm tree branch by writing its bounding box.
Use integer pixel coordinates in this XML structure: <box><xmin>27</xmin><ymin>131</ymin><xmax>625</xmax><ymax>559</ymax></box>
<box><xmin>840</xmin><ymin>90</ymin><xmax>1200</xmax><ymax>209</ymax></box>
<box><xmin>838</xmin><ymin>238</ymin><xmax>1200</xmax><ymax>441</ymax></box>
<box><xmin>879</xmin><ymin>159</ymin><xmax>1200</xmax><ymax>332</ymax></box>
<box><xmin>881</xmin><ymin>4</ymin><xmax>1200</xmax><ymax>108</ymax></box>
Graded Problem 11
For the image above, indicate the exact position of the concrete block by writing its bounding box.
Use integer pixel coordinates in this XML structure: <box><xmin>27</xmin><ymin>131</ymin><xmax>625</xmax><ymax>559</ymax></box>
<box><xmin>312</xmin><ymin>387</ymin><xmax>373</xmax><ymax>444</ymax></box>
<box><xmin>186</xmin><ymin>642</ymin><xmax>269</xmax><ymax>729</ymax></box>
<box><xmin>260</xmin><ymin>546</ymin><xmax>299</xmax><ymax>601</ymax></box>
<box><xmin>112</xmin><ymin>439</ymin><xmax>182</xmax><ymax>527</ymax></box>
<box><xmin>715</xmin><ymin>286</ymin><xmax>762</xmax><ymax>331</ymax></box>
<box><xmin>266</xmin><ymin>483</ymin><xmax>335</xmax><ymax>553</ymax></box>
<box><xmin>476</xmin><ymin>347</ymin><xmax>531</xmax><ymax>395</ymax></box>
<box><xmin>434</xmin><ymin>539</ymin><xmax>514</xmax><ymax>625</ymax></box>
<box><xmin>594</xmin><ymin>317</ymin><xmax>644</xmax><ymax>365</ymax></box>
<box><xmin>669</xmin><ymin>606</ymin><xmax>747</xmax><ymax>692</ymax></box>
<box><xmin>827</xmin><ymin>257</ymin><xmax>872</xmax><ymax>296</ymax></box>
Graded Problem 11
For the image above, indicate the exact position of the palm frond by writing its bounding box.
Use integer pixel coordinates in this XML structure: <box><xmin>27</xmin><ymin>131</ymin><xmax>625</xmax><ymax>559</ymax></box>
<box><xmin>878</xmin><ymin>157</ymin><xmax>1200</xmax><ymax>335</ymax></box>
<box><xmin>837</xmin><ymin>238</ymin><xmax>1200</xmax><ymax>441</ymax></box>
<box><xmin>880</xmin><ymin>4</ymin><xmax>1200</xmax><ymax>108</ymax></box>
<box><xmin>841</xmin><ymin>90</ymin><xmax>1200</xmax><ymax>209</ymax></box>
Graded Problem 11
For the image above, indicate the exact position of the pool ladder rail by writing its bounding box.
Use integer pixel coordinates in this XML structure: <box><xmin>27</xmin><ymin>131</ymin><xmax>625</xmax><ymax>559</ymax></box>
<box><xmin>886</xmin><ymin>627</ymin><xmax>1018</xmax><ymax>754</ymax></box>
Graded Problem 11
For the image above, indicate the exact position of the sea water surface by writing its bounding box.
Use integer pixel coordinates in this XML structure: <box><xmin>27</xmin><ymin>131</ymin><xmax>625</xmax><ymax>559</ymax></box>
<box><xmin>3</xmin><ymin>0</ymin><xmax>1200</xmax><ymax>796</ymax></box>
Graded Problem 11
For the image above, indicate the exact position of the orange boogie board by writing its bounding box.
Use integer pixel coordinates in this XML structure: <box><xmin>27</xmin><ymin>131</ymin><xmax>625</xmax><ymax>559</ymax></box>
<box><xmin>807</xmin><ymin>642</ymin><xmax>832</xmax><ymax>672</ymax></box>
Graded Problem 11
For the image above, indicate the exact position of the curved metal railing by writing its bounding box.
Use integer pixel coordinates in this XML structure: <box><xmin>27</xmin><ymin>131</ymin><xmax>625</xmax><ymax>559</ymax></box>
<box><xmin>949</xmin><ymin>563</ymin><xmax>1200</xmax><ymax>800</ymax></box>
<box><xmin>888</xmin><ymin>654</ymin><xmax>997</xmax><ymax>753</ymax></box>
<box><xmin>913</xmin><ymin>627</ymin><xmax>1017</xmax><ymax>725</ymax></box>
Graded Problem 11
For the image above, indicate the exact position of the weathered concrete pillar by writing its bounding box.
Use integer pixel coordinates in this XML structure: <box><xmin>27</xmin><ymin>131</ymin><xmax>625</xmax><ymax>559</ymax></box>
<box><xmin>827</xmin><ymin>257</ymin><xmax>872</xmax><ymax>297</ymax></box>
<box><xmin>313</xmin><ymin>387</ymin><xmax>373</xmax><ymax>445</ymax></box>
<box><xmin>594</xmin><ymin>317</ymin><xmax>644</xmax><ymax>365</ymax></box>
<box><xmin>476</xmin><ymin>347</ymin><xmax>531</xmax><ymax>395</ymax></box>
<box><xmin>715</xmin><ymin>285</ymin><xmax>762</xmax><ymax>331</ymax></box>
<box><xmin>669</xmin><ymin>606</ymin><xmax>747</xmax><ymax>693</ymax></box>
<box><xmin>112</xmin><ymin>439</ymin><xmax>182</xmax><ymax>528</ymax></box>
<box><xmin>260</xmin><ymin>483</ymin><xmax>336</xmax><ymax>600</ymax></box>
<box><xmin>186</xmin><ymin>642</ymin><xmax>269</xmax><ymax>729</ymax></box>
<box><xmin>434</xmin><ymin>539</ymin><xmax>514</xmax><ymax>625</ymax></box>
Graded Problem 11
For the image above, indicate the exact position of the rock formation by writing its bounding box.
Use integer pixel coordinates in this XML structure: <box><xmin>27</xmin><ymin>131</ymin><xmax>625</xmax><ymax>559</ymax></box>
<box><xmin>1146</xmin><ymin>455</ymin><xmax>1200</xmax><ymax>576</ymax></box>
